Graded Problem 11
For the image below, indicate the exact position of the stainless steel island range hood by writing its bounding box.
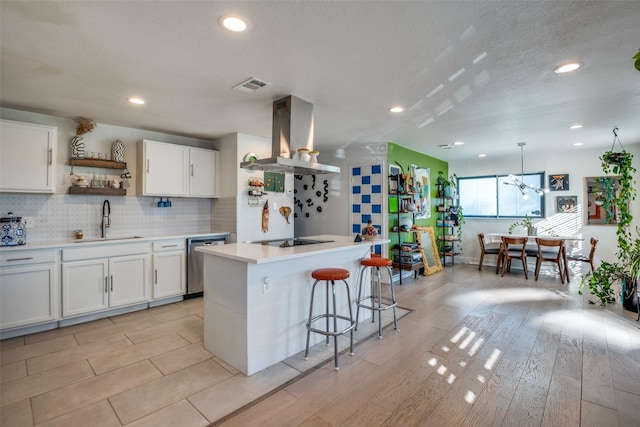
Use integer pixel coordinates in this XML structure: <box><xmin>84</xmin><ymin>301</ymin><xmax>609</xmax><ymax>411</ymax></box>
<box><xmin>240</xmin><ymin>95</ymin><xmax>340</xmax><ymax>175</ymax></box>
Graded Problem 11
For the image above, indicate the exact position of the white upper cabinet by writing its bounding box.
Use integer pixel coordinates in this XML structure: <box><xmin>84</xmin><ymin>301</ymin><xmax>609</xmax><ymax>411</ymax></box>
<box><xmin>138</xmin><ymin>139</ymin><xmax>189</xmax><ymax>196</ymax></box>
<box><xmin>0</xmin><ymin>119</ymin><xmax>57</xmax><ymax>193</ymax></box>
<box><xmin>189</xmin><ymin>147</ymin><xmax>219</xmax><ymax>198</ymax></box>
<box><xmin>138</xmin><ymin>139</ymin><xmax>218</xmax><ymax>198</ymax></box>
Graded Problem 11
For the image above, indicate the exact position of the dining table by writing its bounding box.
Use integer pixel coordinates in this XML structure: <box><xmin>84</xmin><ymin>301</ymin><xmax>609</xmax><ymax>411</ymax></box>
<box><xmin>485</xmin><ymin>233</ymin><xmax>584</xmax><ymax>282</ymax></box>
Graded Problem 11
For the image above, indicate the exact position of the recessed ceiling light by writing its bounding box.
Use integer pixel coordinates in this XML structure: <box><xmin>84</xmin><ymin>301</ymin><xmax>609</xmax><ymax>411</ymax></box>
<box><xmin>478</xmin><ymin>154</ymin><xmax>487</xmax><ymax>158</ymax></box>
<box><xmin>569</xmin><ymin>124</ymin><xmax>584</xmax><ymax>129</ymax></box>
<box><xmin>389</xmin><ymin>106</ymin><xmax>404</xmax><ymax>113</ymax></box>
<box><xmin>573</xmin><ymin>142</ymin><xmax>584</xmax><ymax>146</ymax></box>
<box><xmin>219</xmin><ymin>16</ymin><xmax>247</xmax><ymax>32</ymax></box>
<box><xmin>553</xmin><ymin>62</ymin><xmax>582</xmax><ymax>74</ymax></box>
<box><xmin>453</xmin><ymin>141</ymin><xmax>464</xmax><ymax>146</ymax></box>
<box><xmin>128</xmin><ymin>98</ymin><xmax>145</xmax><ymax>105</ymax></box>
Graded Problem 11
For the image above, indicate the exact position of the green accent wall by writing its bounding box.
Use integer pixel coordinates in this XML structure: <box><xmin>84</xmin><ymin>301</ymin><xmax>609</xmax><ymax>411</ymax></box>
<box><xmin>387</xmin><ymin>142</ymin><xmax>449</xmax><ymax>260</ymax></box>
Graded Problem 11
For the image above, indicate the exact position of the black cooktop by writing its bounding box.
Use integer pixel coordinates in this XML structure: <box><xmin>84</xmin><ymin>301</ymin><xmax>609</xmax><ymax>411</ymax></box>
<box><xmin>250</xmin><ymin>238</ymin><xmax>334</xmax><ymax>248</ymax></box>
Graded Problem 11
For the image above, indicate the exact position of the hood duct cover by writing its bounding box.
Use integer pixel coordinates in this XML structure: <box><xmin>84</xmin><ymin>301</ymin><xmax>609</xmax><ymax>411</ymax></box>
<box><xmin>240</xmin><ymin>95</ymin><xmax>340</xmax><ymax>175</ymax></box>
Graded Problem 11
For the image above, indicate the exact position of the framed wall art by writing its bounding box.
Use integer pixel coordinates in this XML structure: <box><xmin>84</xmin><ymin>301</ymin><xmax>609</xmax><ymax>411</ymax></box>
<box><xmin>411</xmin><ymin>165</ymin><xmax>431</xmax><ymax>219</ymax></box>
<box><xmin>549</xmin><ymin>174</ymin><xmax>569</xmax><ymax>191</ymax></box>
<box><xmin>585</xmin><ymin>176</ymin><xmax>620</xmax><ymax>225</ymax></box>
<box><xmin>555</xmin><ymin>195</ymin><xmax>577</xmax><ymax>213</ymax></box>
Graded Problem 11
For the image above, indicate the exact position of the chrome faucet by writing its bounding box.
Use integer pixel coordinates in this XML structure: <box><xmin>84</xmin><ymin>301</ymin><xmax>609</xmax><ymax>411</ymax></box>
<box><xmin>101</xmin><ymin>199</ymin><xmax>111</xmax><ymax>238</ymax></box>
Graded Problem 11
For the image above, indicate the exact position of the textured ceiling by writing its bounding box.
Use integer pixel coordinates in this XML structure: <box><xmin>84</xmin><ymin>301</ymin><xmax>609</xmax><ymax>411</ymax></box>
<box><xmin>1</xmin><ymin>1</ymin><xmax>639</xmax><ymax>162</ymax></box>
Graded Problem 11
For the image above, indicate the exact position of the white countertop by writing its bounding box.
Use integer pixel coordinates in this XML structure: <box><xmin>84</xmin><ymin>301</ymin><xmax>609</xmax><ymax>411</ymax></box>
<box><xmin>195</xmin><ymin>234</ymin><xmax>389</xmax><ymax>264</ymax></box>
<box><xmin>0</xmin><ymin>231</ymin><xmax>231</xmax><ymax>251</ymax></box>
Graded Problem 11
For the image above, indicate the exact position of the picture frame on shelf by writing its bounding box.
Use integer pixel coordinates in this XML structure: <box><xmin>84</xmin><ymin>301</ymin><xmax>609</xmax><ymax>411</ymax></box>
<box><xmin>389</xmin><ymin>164</ymin><xmax>401</xmax><ymax>193</ymax></box>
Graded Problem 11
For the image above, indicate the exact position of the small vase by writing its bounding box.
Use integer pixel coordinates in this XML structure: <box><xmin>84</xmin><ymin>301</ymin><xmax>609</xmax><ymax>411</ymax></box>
<box><xmin>111</xmin><ymin>140</ymin><xmax>125</xmax><ymax>162</ymax></box>
<box><xmin>70</xmin><ymin>135</ymin><xmax>86</xmax><ymax>159</ymax></box>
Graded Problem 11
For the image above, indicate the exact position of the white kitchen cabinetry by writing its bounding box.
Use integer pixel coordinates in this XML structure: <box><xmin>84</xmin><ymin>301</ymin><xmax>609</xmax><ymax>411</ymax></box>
<box><xmin>152</xmin><ymin>239</ymin><xmax>186</xmax><ymax>299</ymax></box>
<box><xmin>138</xmin><ymin>139</ymin><xmax>189</xmax><ymax>196</ymax></box>
<box><xmin>0</xmin><ymin>249</ymin><xmax>59</xmax><ymax>331</ymax></box>
<box><xmin>138</xmin><ymin>140</ymin><xmax>218</xmax><ymax>198</ymax></box>
<box><xmin>0</xmin><ymin>119</ymin><xmax>56</xmax><ymax>193</ymax></box>
<box><xmin>61</xmin><ymin>243</ymin><xmax>150</xmax><ymax>318</ymax></box>
<box><xmin>189</xmin><ymin>147</ymin><xmax>219</xmax><ymax>197</ymax></box>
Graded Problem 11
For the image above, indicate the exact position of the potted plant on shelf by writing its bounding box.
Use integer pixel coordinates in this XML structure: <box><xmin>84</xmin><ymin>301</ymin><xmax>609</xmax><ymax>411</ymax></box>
<box><xmin>436</xmin><ymin>171</ymin><xmax>447</xmax><ymax>197</ymax></box>
<box><xmin>452</xmin><ymin>203</ymin><xmax>465</xmax><ymax>251</ymax></box>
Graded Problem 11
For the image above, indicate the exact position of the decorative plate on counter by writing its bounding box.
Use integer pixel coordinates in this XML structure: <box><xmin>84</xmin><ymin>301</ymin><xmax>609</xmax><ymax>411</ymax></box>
<box><xmin>243</xmin><ymin>153</ymin><xmax>258</xmax><ymax>162</ymax></box>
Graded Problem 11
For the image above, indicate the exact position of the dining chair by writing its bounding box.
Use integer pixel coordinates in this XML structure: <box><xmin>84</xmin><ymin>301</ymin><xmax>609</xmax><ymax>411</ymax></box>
<box><xmin>500</xmin><ymin>236</ymin><xmax>529</xmax><ymax>279</ymax></box>
<box><xmin>534</xmin><ymin>238</ymin><xmax>566</xmax><ymax>283</ymax></box>
<box><xmin>567</xmin><ymin>237</ymin><xmax>598</xmax><ymax>273</ymax></box>
<box><xmin>478</xmin><ymin>233</ymin><xmax>501</xmax><ymax>271</ymax></box>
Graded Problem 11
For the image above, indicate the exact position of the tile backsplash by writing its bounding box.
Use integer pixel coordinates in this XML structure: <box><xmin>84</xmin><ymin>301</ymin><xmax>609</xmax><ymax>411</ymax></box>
<box><xmin>0</xmin><ymin>194</ymin><xmax>214</xmax><ymax>242</ymax></box>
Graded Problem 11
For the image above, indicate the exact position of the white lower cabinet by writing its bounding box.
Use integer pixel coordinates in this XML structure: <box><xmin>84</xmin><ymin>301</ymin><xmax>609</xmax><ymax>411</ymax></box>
<box><xmin>152</xmin><ymin>239</ymin><xmax>186</xmax><ymax>299</ymax></box>
<box><xmin>0</xmin><ymin>249</ymin><xmax>59</xmax><ymax>330</ymax></box>
<box><xmin>62</xmin><ymin>243</ymin><xmax>150</xmax><ymax>318</ymax></box>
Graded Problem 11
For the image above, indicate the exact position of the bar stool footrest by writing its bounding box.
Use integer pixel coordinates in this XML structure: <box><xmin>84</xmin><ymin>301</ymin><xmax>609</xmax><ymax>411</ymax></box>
<box><xmin>356</xmin><ymin>297</ymin><xmax>397</xmax><ymax>312</ymax></box>
<box><xmin>307</xmin><ymin>314</ymin><xmax>356</xmax><ymax>336</ymax></box>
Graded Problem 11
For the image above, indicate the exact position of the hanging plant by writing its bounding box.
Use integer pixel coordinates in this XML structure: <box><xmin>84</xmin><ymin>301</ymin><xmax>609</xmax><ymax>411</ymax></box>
<box><xmin>580</xmin><ymin>127</ymin><xmax>638</xmax><ymax>305</ymax></box>
<box><xmin>600</xmin><ymin>127</ymin><xmax>637</xmax><ymax>253</ymax></box>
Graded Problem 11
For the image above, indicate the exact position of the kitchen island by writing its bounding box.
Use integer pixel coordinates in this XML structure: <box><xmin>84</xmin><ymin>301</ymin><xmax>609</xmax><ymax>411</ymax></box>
<box><xmin>196</xmin><ymin>234</ymin><xmax>388</xmax><ymax>375</ymax></box>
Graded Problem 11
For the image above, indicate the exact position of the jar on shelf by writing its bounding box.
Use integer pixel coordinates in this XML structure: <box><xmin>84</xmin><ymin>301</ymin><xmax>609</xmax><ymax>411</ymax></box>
<box><xmin>297</xmin><ymin>148</ymin><xmax>310</xmax><ymax>161</ymax></box>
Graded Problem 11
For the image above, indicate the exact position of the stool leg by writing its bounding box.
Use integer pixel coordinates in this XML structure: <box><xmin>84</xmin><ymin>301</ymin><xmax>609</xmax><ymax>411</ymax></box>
<box><xmin>325</xmin><ymin>280</ymin><xmax>330</xmax><ymax>345</ymax></box>
<box><xmin>386</xmin><ymin>265</ymin><xmax>398</xmax><ymax>331</ymax></box>
<box><xmin>304</xmin><ymin>279</ymin><xmax>319</xmax><ymax>360</ymax></box>
<box><xmin>331</xmin><ymin>280</ymin><xmax>339</xmax><ymax>370</ymax></box>
<box><xmin>343</xmin><ymin>279</ymin><xmax>355</xmax><ymax>356</ymax></box>
<box><xmin>369</xmin><ymin>270</ymin><xmax>375</xmax><ymax>323</ymax></box>
<box><xmin>355</xmin><ymin>266</ymin><xmax>366</xmax><ymax>331</ymax></box>
<box><xmin>376</xmin><ymin>267</ymin><xmax>383</xmax><ymax>338</ymax></box>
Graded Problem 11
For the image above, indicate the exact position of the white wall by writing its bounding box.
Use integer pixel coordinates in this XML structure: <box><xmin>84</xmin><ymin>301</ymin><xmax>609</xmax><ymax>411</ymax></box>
<box><xmin>450</xmin><ymin>144</ymin><xmax>640</xmax><ymax>266</ymax></box>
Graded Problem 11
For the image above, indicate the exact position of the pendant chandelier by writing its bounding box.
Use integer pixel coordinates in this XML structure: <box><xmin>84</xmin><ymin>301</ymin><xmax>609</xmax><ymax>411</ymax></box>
<box><xmin>503</xmin><ymin>142</ymin><xmax>548</xmax><ymax>199</ymax></box>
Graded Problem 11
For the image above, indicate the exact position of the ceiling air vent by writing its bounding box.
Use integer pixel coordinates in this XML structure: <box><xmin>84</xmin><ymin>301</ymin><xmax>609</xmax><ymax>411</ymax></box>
<box><xmin>233</xmin><ymin>77</ymin><xmax>271</xmax><ymax>93</ymax></box>
<box><xmin>438</xmin><ymin>144</ymin><xmax>454</xmax><ymax>150</ymax></box>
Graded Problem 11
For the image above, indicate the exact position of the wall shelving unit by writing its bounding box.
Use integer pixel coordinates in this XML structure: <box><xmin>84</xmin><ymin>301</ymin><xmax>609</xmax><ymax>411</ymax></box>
<box><xmin>68</xmin><ymin>158</ymin><xmax>127</xmax><ymax>196</ymax></box>
<box><xmin>388</xmin><ymin>175</ymin><xmax>423</xmax><ymax>284</ymax></box>
<box><xmin>436</xmin><ymin>183</ymin><xmax>459</xmax><ymax>267</ymax></box>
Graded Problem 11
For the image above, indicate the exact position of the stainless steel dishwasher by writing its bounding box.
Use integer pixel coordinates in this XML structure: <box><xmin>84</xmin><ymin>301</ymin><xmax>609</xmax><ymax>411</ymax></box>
<box><xmin>186</xmin><ymin>234</ymin><xmax>229</xmax><ymax>298</ymax></box>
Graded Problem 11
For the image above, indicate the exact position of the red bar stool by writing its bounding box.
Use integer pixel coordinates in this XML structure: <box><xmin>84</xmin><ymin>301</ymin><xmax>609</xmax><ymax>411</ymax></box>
<box><xmin>355</xmin><ymin>256</ymin><xmax>398</xmax><ymax>339</ymax></box>
<box><xmin>304</xmin><ymin>268</ymin><xmax>355</xmax><ymax>370</ymax></box>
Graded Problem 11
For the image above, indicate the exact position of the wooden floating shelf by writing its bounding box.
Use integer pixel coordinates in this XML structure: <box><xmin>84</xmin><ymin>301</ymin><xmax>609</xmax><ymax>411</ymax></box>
<box><xmin>68</xmin><ymin>187</ymin><xmax>127</xmax><ymax>196</ymax></box>
<box><xmin>69</xmin><ymin>158</ymin><xmax>127</xmax><ymax>170</ymax></box>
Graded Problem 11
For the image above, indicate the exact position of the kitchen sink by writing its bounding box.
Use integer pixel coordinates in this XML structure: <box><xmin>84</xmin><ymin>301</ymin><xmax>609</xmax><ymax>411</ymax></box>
<box><xmin>73</xmin><ymin>236</ymin><xmax>144</xmax><ymax>243</ymax></box>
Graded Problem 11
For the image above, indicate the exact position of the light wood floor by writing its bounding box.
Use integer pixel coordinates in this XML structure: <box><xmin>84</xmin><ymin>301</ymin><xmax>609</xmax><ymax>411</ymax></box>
<box><xmin>1</xmin><ymin>264</ymin><xmax>639</xmax><ymax>426</ymax></box>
